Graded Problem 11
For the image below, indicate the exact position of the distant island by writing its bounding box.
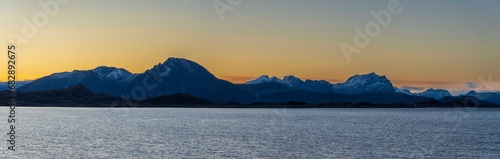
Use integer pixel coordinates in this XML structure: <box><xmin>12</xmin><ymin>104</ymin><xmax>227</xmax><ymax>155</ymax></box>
<box><xmin>2</xmin><ymin>57</ymin><xmax>499</xmax><ymax>108</ymax></box>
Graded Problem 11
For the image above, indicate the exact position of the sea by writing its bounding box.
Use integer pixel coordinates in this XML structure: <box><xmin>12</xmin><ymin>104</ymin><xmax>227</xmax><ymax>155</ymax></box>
<box><xmin>1</xmin><ymin>107</ymin><xmax>499</xmax><ymax>158</ymax></box>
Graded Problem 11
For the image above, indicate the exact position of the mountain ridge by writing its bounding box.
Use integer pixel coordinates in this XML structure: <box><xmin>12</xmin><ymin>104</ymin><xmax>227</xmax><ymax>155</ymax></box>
<box><xmin>16</xmin><ymin>57</ymin><xmax>500</xmax><ymax>105</ymax></box>
<box><xmin>8</xmin><ymin>83</ymin><xmax>499</xmax><ymax>107</ymax></box>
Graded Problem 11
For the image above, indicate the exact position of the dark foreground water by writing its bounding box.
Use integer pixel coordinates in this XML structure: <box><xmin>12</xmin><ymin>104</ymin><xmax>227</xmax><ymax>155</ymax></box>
<box><xmin>1</xmin><ymin>108</ymin><xmax>499</xmax><ymax>158</ymax></box>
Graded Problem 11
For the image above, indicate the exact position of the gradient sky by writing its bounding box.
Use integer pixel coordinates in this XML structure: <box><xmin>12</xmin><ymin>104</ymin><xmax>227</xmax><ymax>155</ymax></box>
<box><xmin>1</xmin><ymin>0</ymin><xmax>500</xmax><ymax>94</ymax></box>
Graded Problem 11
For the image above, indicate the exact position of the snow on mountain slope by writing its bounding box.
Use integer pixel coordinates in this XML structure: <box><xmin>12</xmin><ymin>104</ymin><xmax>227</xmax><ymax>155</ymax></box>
<box><xmin>17</xmin><ymin>66</ymin><xmax>136</xmax><ymax>95</ymax></box>
<box><xmin>331</xmin><ymin>72</ymin><xmax>395</xmax><ymax>94</ymax></box>
<box><xmin>124</xmin><ymin>57</ymin><xmax>250</xmax><ymax>102</ymax></box>
<box><xmin>93</xmin><ymin>66</ymin><xmax>137</xmax><ymax>83</ymax></box>
<box><xmin>394</xmin><ymin>87</ymin><xmax>411</xmax><ymax>94</ymax></box>
<box><xmin>246</xmin><ymin>75</ymin><xmax>283</xmax><ymax>85</ymax></box>
<box><xmin>393</xmin><ymin>87</ymin><xmax>452</xmax><ymax>100</ymax></box>
<box><xmin>415</xmin><ymin>88</ymin><xmax>452</xmax><ymax>99</ymax></box>
<box><xmin>245</xmin><ymin>72</ymin><xmax>396</xmax><ymax>94</ymax></box>
<box><xmin>465</xmin><ymin>91</ymin><xmax>500</xmax><ymax>104</ymax></box>
<box><xmin>282</xmin><ymin>75</ymin><xmax>304</xmax><ymax>87</ymax></box>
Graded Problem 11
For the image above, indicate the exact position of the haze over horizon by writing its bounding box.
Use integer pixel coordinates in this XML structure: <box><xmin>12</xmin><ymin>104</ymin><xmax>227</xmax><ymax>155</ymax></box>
<box><xmin>1</xmin><ymin>0</ymin><xmax>499</xmax><ymax>93</ymax></box>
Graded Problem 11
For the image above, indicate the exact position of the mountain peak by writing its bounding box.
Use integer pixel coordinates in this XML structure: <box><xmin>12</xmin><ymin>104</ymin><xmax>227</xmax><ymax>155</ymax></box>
<box><xmin>466</xmin><ymin>90</ymin><xmax>479</xmax><ymax>95</ymax></box>
<box><xmin>344</xmin><ymin>72</ymin><xmax>390</xmax><ymax>85</ymax></box>
<box><xmin>463</xmin><ymin>91</ymin><xmax>500</xmax><ymax>104</ymax></box>
<box><xmin>366</xmin><ymin>72</ymin><xmax>378</xmax><ymax>76</ymax></box>
<box><xmin>417</xmin><ymin>88</ymin><xmax>452</xmax><ymax>99</ymax></box>
<box><xmin>352</xmin><ymin>72</ymin><xmax>384</xmax><ymax>78</ymax></box>
<box><xmin>332</xmin><ymin>72</ymin><xmax>395</xmax><ymax>94</ymax></box>
<box><xmin>164</xmin><ymin>57</ymin><xmax>197</xmax><ymax>65</ymax></box>
<box><xmin>246</xmin><ymin>75</ymin><xmax>281</xmax><ymax>85</ymax></box>
<box><xmin>94</xmin><ymin>66</ymin><xmax>116</xmax><ymax>70</ymax></box>
<box><xmin>160</xmin><ymin>57</ymin><xmax>208</xmax><ymax>74</ymax></box>
<box><xmin>92</xmin><ymin>66</ymin><xmax>136</xmax><ymax>83</ymax></box>
<box><xmin>166</xmin><ymin>57</ymin><xmax>187</xmax><ymax>60</ymax></box>
<box><xmin>65</xmin><ymin>83</ymin><xmax>95</xmax><ymax>96</ymax></box>
<box><xmin>282</xmin><ymin>75</ymin><xmax>304</xmax><ymax>87</ymax></box>
<box><xmin>126</xmin><ymin>57</ymin><xmax>242</xmax><ymax>102</ymax></box>
<box><xmin>93</xmin><ymin>66</ymin><xmax>119</xmax><ymax>74</ymax></box>
<box><xmin>283</xmin><ymin>75</ymin><xmax>301</xmax><ymax>81</ymax></box>
<box><xmin>259</xmin><ymin>75</ymin><xmax>270</xmax><ymax>78</ymax></box>
<box><xmin>304</xmin><ymin>79</ymin><xmax>329</xmax><ymax>84</ymax></box>
<box><xmin>245</xmin><ymin>75</ymin><xmax>305</xmax><ymax>87</ymax></box>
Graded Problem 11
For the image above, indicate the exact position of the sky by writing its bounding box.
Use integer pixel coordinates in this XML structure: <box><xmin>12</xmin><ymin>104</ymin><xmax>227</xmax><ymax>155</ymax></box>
<box><xmin>1</xmin><ymin>0</ymin><xmax>499</xmax><ymax>94</ymax></box>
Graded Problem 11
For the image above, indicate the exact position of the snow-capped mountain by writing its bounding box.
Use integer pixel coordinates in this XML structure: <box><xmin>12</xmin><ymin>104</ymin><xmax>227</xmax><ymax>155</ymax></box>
<box><xmin>18</xmin><ymin>66</ymin><xmax>136</xmax><ymax>95</ymax></box>
<box><xmin>245</xmin><ymin>75</ymin><xmax>305</xmax><ymax>88</ymax></box>
<box><xmin>394</xmin><ymin>87</ymin><xmax>411</xmax><ymax>94</ymax></box>
<box><xmin>282</xmin><ymin>75</ymin><xmax>305</xmax><ymax>87</ymax></box>
<box><xmin>123</xmin><ymin>57</ymin><xmax>250</xmax><ymax>102</ymax></box>
<box><xmin>244</xmin><ymin>72</ymin><xmax>396</xmax><ymax>94</ymax></box>
<box><xmin>93</xmin><ymin>66</ymin><xmax>137</xmax><ymax>84</ymax></box>
<box><xmin>331</xmin><ymin>72</ymin><xmax>395</xmax><ymax>94</ymax></box>
<box><xmin>464</xmin><ymin>91</ymin><xmax>500</xmax><ymax>104</ymax></box>
<box><xmin>245</xmin><ymin>75</ymin><xmax>334</xmax><ymax>92</ymax></box>
<box><xmin>393</xmin><ymin>87</ymin><xmax>452</xmax><ymax>100</ymax></box>
<box><xmin>246</xmin><ymin>75</ymin><xmax>283</xmax><ymax>85</ymax></box>
<box><xmin>415</xmin><ymin>88</ymin><xmax>452</xmax><ymax>100</ymax></box>
<box><xmin>19</xmin><ymin>57</ymin><xmax>479</xmax><ymax>104</ymax></box>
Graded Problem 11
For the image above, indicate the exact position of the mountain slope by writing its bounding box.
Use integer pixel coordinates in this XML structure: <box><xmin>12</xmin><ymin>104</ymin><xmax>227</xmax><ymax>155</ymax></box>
<box><xmin>2</xmin><ymin>84</ymin><xmax>124</xmax><ymax>106</ymax></box>
<box><xmin>18</xmin><ymin>66</ymin><xmax>135</xmax><ymax>96</ymax></box>
<box><xmin>331</xmin><ymin>72</ymin><xmax>395</xmax><ymax>94</ymax></box>
<box><xmin>93</xmin><ymin>66</ymin><xmax>137</xmax><ymax>84</ymax></box>
<box><xmin>245</xmin><ymin>75</ymin><xmax>305</xmax><ymax>87</ymax></box>
<box><xmin>415</xmin><ymin>88</ymin><xmax>452</xmax><ymax>100</ymax></box>
<box><xmin>245</xmin><ymin>75</ymin><xmax>334</xmax><ymax>93</ymax></box>
<box><xmin>0</xmin><ymin>81</ymin><xmax>33</xmax><ymax>91</ymax></box>
<box><xmin>244</xmin><ymin>72</ymin><xmax>396</xmax><ymax>94</ymax></box>
<box><xmin>298</xmin><ymin>80</ymin><xmax>334</xmax><ymax>93</ymax></box>
<box><xmin>282</xmin><ymin>75</ymin><xmax>304</xmax><ymax>87</ymax></box>
<box><xmin>246</xmin><ymin>75</ymin><xmax>283</xmax><ymax>85</ymax></box>
<box><xmin>238</xmin><ymin>83</ymin><xmax>296</xmax><ymax>93</ymax></box>
<box><xmin>19</xmin><ymin>57</ymin><xmax>495</xmax><ymax>105</ymax></box>
<box><xmin>123</xmin><ymin>57</ymin><xmax>250</xmax><ymax>102</ymax></box>
<box><xmin>464</xmin><ymin>91</ymin><xmax>500</xmax><ymax>104</ymax></box>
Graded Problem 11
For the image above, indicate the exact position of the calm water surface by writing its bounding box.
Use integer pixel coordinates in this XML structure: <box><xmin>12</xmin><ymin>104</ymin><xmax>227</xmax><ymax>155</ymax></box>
<box><xmin>1</xmin><ymin>108</ymin><xmax>499</xmax><ymax>158</ymax></box>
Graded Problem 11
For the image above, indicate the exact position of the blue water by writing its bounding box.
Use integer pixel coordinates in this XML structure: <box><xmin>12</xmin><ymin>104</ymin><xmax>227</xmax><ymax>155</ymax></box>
<box><xmin>1</xmin><ymin>108</ymin><xmax>499</xmax><ymax>158</ymax></box>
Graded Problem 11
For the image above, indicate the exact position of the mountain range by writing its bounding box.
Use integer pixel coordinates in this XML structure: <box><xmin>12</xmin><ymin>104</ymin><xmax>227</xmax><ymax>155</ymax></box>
<box><xmin>395</xmin><ymin>88</ymin><xmax>453</xmax><ymax>100</ymax></box>
<box><xmin>244</xmin><ymin>73</ymin><xmax>395</xmax><ymax>94</ymax></box>
<box><xmin>5</xmin><ymin>57</ymin><xmax>500</xmax><ymax>106</ymax></box>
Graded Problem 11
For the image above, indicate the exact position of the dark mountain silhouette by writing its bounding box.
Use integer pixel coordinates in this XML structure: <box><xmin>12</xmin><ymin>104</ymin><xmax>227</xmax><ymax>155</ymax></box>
<box><xmin>244</xmin><ymin>73</ymin><xmax>396</xmax><ymax>94</ymax></box>
<box><xmin>438</xmin><ymin>96</ymin><xmax>498</xmax><ymax>107</ymax></box>
<box><xmin>122</xmin><ymin>58</ymin><xmax>251</xmax><ymax>102</ymax></box>
<box><xmin>141</xmin><ymin>94</ymin><xmax>213</xmax><ymax>106</ymax></box>
<box><xmin>2</xmin><ymin>84</ymin><xmax>124</xmax><ymax>106</ymax></box>
<box><xmin>17</xmin><ymin>66</ymin><xmax>135</xmax><ymax>96</ymax></box>
<box><xmin>2</xmin><ymin>83</ymin><xmax>498</xmax><ymax>107</ymax></box>
<box><xmin>464</xmin><ymin>91</ymin><xmax>500</xmax><ymax>104</ymax></box>
<box><xmin>331</xmin><ymin>73</ymin><xmax>395</xmax><ymax>94</ymax></box>
<box><xmin>3</xmin><ymin>84</ymin><xmax>211</xmax><ymax>107</ymax></box>
<box><xmin>237</xmin><ymin>83</ymin><xmax>298</xmax><ymax>92</ymax></box>
<box><xmin>12</xmin><ymin>57</ymin><xmax>499</xmax><ymax>107</ymax></box>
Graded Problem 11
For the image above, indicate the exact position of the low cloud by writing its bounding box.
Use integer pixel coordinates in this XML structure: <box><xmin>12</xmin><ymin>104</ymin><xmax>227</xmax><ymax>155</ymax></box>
<box><xmin>400</xmin><ymin>86</ymin><xmax>424</xmax><ymax>91</ymax></box>
<box><xmin>466</xmin><ymin>82</ymin><xmax>478</xmax><ymax>89</ymax></box>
